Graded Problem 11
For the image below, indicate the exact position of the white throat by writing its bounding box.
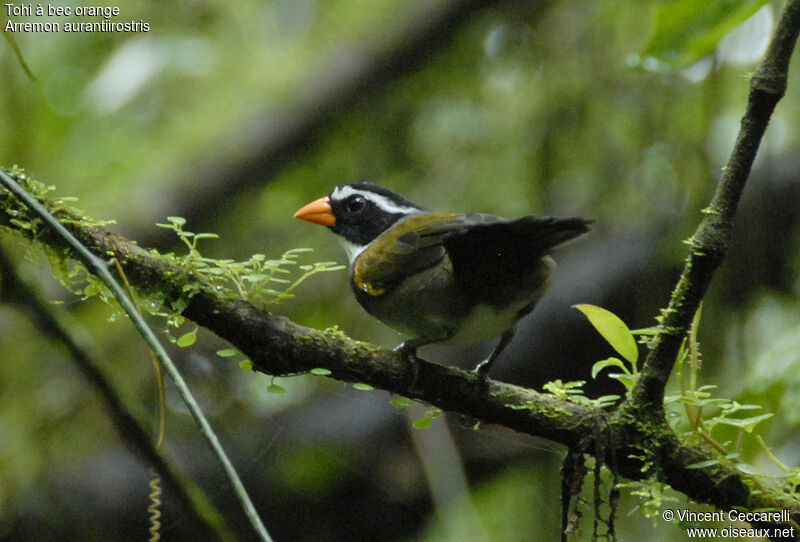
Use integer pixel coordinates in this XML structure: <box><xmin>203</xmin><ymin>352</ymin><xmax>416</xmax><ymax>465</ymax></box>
<box><xmin>337</xmin><ymin>237</ymin><xmax>367</xmax><ymax>265</ymax></box>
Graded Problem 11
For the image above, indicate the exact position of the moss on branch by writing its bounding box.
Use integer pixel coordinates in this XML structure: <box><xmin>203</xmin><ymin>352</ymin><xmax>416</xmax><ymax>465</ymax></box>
<box><xmin>2</xmin><ymin>169</ymin><xmax>799</xmax><ymax>534</ymax></box>
<box><xmin>4</xmin><ymin>2</ymin><xmax>800</xmax><ymax>535</ymax></box>
<box><xmin>630</xmin><ymin>0</ymin><xmax>800</xmax><ymax>409</ymax></box>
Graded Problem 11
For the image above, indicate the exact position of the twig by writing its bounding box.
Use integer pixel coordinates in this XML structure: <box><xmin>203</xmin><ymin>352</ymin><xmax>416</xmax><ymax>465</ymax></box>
<box><xmin>2</xmin><ymin>170</ymin><xmax>799</xmax><ymax>532</ymax></box>
<box><xmin>0</xmin><ymin>170</ymin><xmax>274</xmax><ymax>542</ymax></box>
<box><xmin>3</xmin><ymin>3</ymin><xmax>800</xmax><ymax>530</ymax></box>
<box><xmin>0</xmin><ymin>248</ymin><xmax>231</xmax><ymax>540</ymax></box>
<box><xmin>630</xmin><ymin>0</ymin><xmax>800</xmax><ymax>408</ymax></box>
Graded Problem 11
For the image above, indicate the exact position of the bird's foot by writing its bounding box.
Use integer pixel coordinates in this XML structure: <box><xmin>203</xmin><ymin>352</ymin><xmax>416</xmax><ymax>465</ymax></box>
<box><xmin>394</xmin><ymin>341</ymin><xmax>421</xmax><ymax>392</ymax></box>
<box><xmin>471</xmin><ymin>360</ymin><xmax>493</xmax><ymax>398</ymax></box>
<box><xmin>472</xmin><ymin>358</ymin><xmax>493</xmax><ymax>378</ymax></box>
<box><xmin>472</xmin><ymin>328</ymin><xmax>515</xmax><ymax>381</ymax></box>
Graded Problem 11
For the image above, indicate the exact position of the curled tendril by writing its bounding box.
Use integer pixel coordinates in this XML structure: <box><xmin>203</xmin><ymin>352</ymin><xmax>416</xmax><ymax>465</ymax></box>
<box><xmin>148</xmin><ymin>468</ymin><xmax>162</xmax><ymax>542</ymax></box>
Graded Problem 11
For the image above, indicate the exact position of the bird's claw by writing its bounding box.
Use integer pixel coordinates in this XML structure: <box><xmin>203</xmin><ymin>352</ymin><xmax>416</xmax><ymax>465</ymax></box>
<box><xmin>472</xmin><ymin>359</ymin><xmax>491</xmax><ymax>378</ymax></box>
<box><xmin>394</xmin><ymin>342</ymin><xmax>421</xmax><ymax>392</ymax></box>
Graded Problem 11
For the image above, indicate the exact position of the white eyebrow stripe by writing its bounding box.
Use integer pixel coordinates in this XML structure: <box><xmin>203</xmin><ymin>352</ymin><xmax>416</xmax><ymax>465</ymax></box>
<box><xmin>332</xmin><ymin>185</ymin><xmax>420</xmax><ymax>215</ymax></box>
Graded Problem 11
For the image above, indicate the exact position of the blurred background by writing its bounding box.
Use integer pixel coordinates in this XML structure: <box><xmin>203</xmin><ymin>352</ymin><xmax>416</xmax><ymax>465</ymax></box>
<box><xmin>1</xmin><ymin>0</ymin><xmax>799</xmax><ymax>540</ymax></box>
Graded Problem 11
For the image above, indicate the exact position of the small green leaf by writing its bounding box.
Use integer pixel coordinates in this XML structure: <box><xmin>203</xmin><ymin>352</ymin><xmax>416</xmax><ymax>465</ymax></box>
<box><xmin>608</xmin><ymin>372</ymin><xmax>637</xmax><ymax>390</ymax></box>
<box><xmin>717</xmin><ymin>413</ymin><xmax>774</xmax><ymax>430</ymax></box>
<box><xmin>591</xmin><ymin>357</ymin><xmax>630</xmax><ymax>379</ymax></box>
<box><xmin>631</xmin><ymin>326</ymin><xmax>660</xmax><ymax>336</ymax></box>
<box><xmin>176</xmin><ymin>331</ymin><xmax>197</xmax><ymax>347</ymax></box>
<box><xmin>267</xmin><ymin>383</ymin><xmax>286</xmax><ymax>394</ymax></box>
<box><xmin>391</xmin><ymin>397</ymin><xmax>414</xmax><ymax>409</ymax></box>
<box><xmin>167</xmin><ymin>216</ymin><xmax>186</xmax><ymax>226</ymax></box>
<box><xmin>83</xmin><ymin>282</ymin><xmax>100</xmax><ymax>297</ymax></box>
<box><xmin>217</xmin><ymin>348</ymin><xmax>238</xmax><ymax>357</ymax></box>
<box><xmin>643</xmin><ymin>0</ymin><xmax>771</xmax><ymax>68</ymax></box>
<box><xmin>595</xmin><ymin>395</ymin><xmax>622</xmax><ymax>407</ymax></box>
<box><xmin>678</xmin><ymin>396</ymin><xmax>729</xmax><ymax>407</ymax></box>
<box><xmin>193</xmin><ymin>233</ymin><xmax>220</xmax><ymax>240</ymax></box>
<box><xmin>574</xmin><ymin>304</ymin><xmax>638</xmax><ymax>363</ymax></box>
<box><xmin>412</xmin><ymin>417</ymin><xmax>432</xmax><ymax>430</ymax></box>
<box><xmin>686</xmin><ymin>459</ymin><xmax>720</xmax><ymax>469</ymax></box>
<box><xmin>542</xmin><ymin>379</ymin><xmax>587</xmax><ymax>401</ymax></box>
<box><xmin>242</xmin><ymin>274</ymin><xmax>271</xmax><ymax>282</ymax></box>
<box><xmin>735</xmin><ymin>463</ymin><xmax>761</xmax><ymax>475</ymax></box>
<box><xmin>310</xmin><ymin>368</ymin><xmax>332</xmax><ymax>376</ymax></box>
<box><xmin>353</xmin><ymin>383</ymin><xmax>374</xmax><ymax>391</ymax></box>
<box><xmin>239</xmin><ymin>359</ymin><xmax>253</xmax><ymax>371</ymax></box>
<box><xmin>696</xmin><ymin>384</ymin><xmax>719</xmax><ymax>392</ymax></box>
<box><xmin>260</xmin><ymin>289</ymin><xmax>294</xmax><ymax>298</ymax></box>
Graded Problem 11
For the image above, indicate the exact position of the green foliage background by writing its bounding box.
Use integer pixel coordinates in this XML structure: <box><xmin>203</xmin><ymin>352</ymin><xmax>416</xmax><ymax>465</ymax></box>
<box><xmin>1</xmin><ymin>0</ymin><xmax>799</xmax><ymax>540</ymax></box>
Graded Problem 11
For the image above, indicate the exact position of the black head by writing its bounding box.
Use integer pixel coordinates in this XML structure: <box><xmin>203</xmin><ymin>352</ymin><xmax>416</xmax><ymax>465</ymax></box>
<box><xmin>328</xmin><ymin>182</ymin><xmax>426</xmax><ymax>246</ymax></box>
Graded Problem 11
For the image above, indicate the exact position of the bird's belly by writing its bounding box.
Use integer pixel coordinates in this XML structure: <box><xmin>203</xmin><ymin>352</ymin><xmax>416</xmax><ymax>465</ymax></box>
<box><xmin>354</xmin><ymin>263</ymin><xmax>463</xmax><ymax>339</ymax></box>
<box><xmin>353</xmin><ymin>256</ymin><xmax>551</xmax><ymax>345</ymax></box>
<box><xmin>360</xmin><ymin>283</ymin><xmax>540</xmax><ymax>345</ymax></box>
<box><xmin>443</xmin><ymin>302</ymin><xmax>529</xmax><ymax>345</ymax></box>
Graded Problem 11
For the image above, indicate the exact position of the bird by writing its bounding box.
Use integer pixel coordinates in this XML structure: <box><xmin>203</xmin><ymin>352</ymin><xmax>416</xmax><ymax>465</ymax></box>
<box><xmin>293</xmin><ymin>182</ymin><xmax>590</xmax><ymax>377</ymax></box>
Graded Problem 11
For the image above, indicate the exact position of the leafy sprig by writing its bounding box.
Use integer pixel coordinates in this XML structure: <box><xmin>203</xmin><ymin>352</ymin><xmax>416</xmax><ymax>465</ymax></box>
<box><xmin>572</xmin><ymin>303</ymin><xmax>799</xmax><ymax>519</ymax></box>
<box><xmin>156</xmin><ymin>216</ymin><xmax>345</xmax><ymax>308</ymax></box>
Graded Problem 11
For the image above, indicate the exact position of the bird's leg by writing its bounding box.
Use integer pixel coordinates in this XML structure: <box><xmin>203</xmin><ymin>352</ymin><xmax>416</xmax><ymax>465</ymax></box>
<box><xmin>393</xmin><ymin>338</ymin><xmax>429</xmax><ymax>392</ymax></box>
<box><xmin>473</xmin><ymin>328</ymin><xmax>516</xmax><ymax>377</ymax></box>
<box><xmin>393</xmin><ymin>338</ymin><xmax>427</xmax><ymax>358</ymax></box>
<box><xmin>394</xmin><ymin>332</ymin><xmax>452</xmax><ymax>392</ymax></box>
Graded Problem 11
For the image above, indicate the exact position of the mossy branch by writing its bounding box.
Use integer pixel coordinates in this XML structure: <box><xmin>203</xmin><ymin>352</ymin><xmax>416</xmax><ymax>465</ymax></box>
<box><xmin>629</xmin><ymin>0</ymin><xmax>800</xmax><ymax>410</ymax></box>
<box><xmin>0</xmin><ymin>168</ymin><xmax>273</xmax><ymax>542</ymax></box>
<box><xmin>2</xmin><ymin>1</ymin><xmax>800</xmax><ymax>537</ymax></box>
<box><xmin>2</xmin><ymin>173</ymin><xmax>799</xmax><ymax>534</ymax></box>
<box><xmin>0</xmin><ymin>249</ymin><xmax>233</xmax><ymax>541</ymax></box>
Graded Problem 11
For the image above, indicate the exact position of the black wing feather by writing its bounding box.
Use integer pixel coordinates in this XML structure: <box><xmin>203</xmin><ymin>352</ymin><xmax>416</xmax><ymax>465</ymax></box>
<box><xmin>443</xmin><ymin>215</ymin><xmax>590</xmax><ymax>304</ymax></box>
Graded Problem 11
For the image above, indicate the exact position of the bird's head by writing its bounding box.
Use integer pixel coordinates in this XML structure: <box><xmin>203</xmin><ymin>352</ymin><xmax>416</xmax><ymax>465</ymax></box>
<box><xmin>294</xmin><ymin>182</ymin><xmax>426</xmax><ymax>258</ymax></box>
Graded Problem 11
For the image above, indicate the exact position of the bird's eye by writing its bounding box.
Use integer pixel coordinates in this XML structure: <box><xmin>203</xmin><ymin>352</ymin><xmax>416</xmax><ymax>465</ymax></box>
<box><xmin>345</xmin><ymin>195</ymin><xmax>366</xmax><ymax>213</ymax></box>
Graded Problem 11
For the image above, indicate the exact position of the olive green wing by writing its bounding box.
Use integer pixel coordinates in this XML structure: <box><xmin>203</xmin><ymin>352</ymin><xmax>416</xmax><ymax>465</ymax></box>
<box><xmin>352</xmin><ymin>213</ymin><xmax>486</xmax><ymax>295</ymax></box>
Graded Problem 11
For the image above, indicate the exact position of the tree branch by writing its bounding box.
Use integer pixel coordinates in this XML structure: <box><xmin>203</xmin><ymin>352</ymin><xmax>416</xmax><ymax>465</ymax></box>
<box><xmin>630</xmin><ymin>0</ymin><xmax>800</xmax><ymax>409</ymax></box>
<box><xmin>0</xmin><ymin>248</ymin><xmax>233</xmax><ymax>541</ymax></box>
<box><xmin>3</xmin><ymin>1</ymin><xmax>800</xmax><ymax>536</ymax></box>
<box><xmin>0</xmin><ymin>169</ymin><xmax>274</xmax><ymax>541</ymax></box>
<box><xmin>2</xmin><ymin>178</ymin><xmax>798</xmax><ymax>534</ymax></box>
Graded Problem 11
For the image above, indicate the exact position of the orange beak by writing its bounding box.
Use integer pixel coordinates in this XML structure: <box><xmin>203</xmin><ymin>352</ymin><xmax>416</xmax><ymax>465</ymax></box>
<box><xmin>293</xmin><ymin>196</ymin><xmax>336</xmax><ymax>227</ymax></box>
